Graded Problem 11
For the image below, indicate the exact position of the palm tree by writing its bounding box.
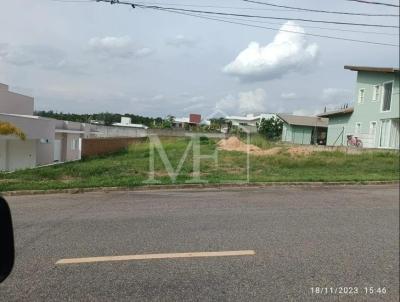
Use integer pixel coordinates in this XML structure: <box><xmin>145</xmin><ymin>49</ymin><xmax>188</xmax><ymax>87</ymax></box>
<box><xmin>0</xmin><ymin>121</ymin><xmax>26</xmax><ymax>140</ymax></box>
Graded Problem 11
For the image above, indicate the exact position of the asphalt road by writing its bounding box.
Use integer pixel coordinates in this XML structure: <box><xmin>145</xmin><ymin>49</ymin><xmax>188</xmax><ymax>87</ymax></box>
<box><xmin>0</xmin><ymin>185</ymin><xmax>398</xmax><ymax>302</ymax></box>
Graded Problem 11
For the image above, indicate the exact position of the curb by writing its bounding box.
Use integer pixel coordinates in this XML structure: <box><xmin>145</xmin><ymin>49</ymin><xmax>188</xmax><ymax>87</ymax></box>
<box><xmin>1</xmin><ymin>181</ymin><xmax>399</xmax><ymax>197</ymax></box>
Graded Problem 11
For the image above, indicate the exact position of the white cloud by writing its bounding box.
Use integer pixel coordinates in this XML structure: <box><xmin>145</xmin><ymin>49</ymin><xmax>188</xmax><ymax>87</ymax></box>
<box><xmin>223</xmin><ymin>21</ymin><xmax>319</xmax><ymax>82</ymax></box>
<box><xmin>152</xmin><ymin>94</ymin><xmax>165</xmax><ymax>101</ymax></box>
<box><xmin>216</xmin><ymin>88</ymin><xmax>267</xmax><ymax>114</ymax></box>
<box><xmin>135</xmin><ymin>47</ymin><xmax>153</xmax><ymax>57</ymax></box>
<box><xmin>188</xmin><ymin>95</ymin><xmax>205</xmax><ymax>103</ymax></box>
<box><xmin>292</xmin><ymin>108</ymin><xmax>320</xmax><ymax>116</ymax></box>
<box><xmin>166</xmin><ymin>35</ymin><xmax>196</xmax><ymax>48</ymax></box>
<box><xmin>0</xmin><ymin>43</ymin><xmax>87</xmax><ymax>73</ymax></box>
<box><xmin>281</xmin><ymin>92</ymin><xmax>297</xmax><ymax>100</ymax></box>
<box><xmin>87</xmin><ymin>36</ymin><xmax>152</xmax><ymax>59</ymax></box>
<box><xmin>322</xmin><ymin>88</ymin><xmax>353</xmax><ymax>103</ymax></box>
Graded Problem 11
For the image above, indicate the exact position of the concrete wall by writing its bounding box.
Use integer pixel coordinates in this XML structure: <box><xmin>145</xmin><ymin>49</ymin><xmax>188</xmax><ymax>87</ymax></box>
<box><xmin>82</xmin><ymin>137</ymin><xmax>147</xmax><ymax>158</ymax></box>
<box><xmin>0</xmin><ymin>140</ymin><xmax>7</xmax><ymax>170</ymax></box>
<box><xmin>92</xmin><ymin>124</ymin><xmax>147</xmax><ymax>138</ymax></box>
<box><xmin>36</xmin><ymin>141</ymin><xmax>54</xmax><ymax>165</ymax></box>
<box><xmin>148</xmin><ymin>129</ymin><xmax>227</xmax><ymax>138</ymax></box>
<box><xmin>326</xmin><ymin>114</ymin><xmax>352</xmax><ymax>146</ymax></box>
<box><xmin>0</xmin><ymin>114</ymin><xmax>55</xmax><ymax>140</ymax></box>
<box><xmin>65</xmin><ymin>133</ymin><xmax>81</xmax><ymax>162</ymax></box>
<box><xmin>0</xmin><ymin>84</ymin><xmax>34</xmax><ymax>115</ymax></box>
<box><xmin>0</xmin><ymin>139</ymin><xmax>37</xmax><ymax>171</ymax></box>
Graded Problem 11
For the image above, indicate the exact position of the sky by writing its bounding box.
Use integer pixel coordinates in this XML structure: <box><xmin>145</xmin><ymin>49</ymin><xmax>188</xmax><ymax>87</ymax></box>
<box><xmin>0</xmin><ymin>0</ymin><xmax>398</xmax><ymax>118</ymax></box>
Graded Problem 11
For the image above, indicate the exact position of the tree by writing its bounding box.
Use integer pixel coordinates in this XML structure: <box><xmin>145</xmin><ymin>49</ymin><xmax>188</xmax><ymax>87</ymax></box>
<box><xmin>161</xmin><ymin>115</ymin><xmax>174</xmax><ymax>129</ymax></box>
<box><xmin>257</xmin><ymin>117</ymin><xmax>283</xmax><ymax>140</ymax></box>
<box><xmin>0</xmin><ymin>121</ymin><xmax>26</xmax><ymax>140</ymax></box>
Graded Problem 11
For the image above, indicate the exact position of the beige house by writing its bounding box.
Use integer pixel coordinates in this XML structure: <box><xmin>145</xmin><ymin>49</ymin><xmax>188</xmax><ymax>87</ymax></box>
<box><xmin>0</xmin><ymin>83</ymin><xmax>96</xmax><ymax>171</ymax></box>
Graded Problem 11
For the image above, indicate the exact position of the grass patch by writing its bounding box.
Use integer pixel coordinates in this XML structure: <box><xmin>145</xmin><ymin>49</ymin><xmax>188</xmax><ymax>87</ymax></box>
<box><xmin>0</xmin><ymin>137</ymin><xmax>398</xmax><ymax>191</ymax></box>
<box><xmin>239</xmin><ymin>133</ymin><xmax>283</xmax><ymax>149</ymax></box>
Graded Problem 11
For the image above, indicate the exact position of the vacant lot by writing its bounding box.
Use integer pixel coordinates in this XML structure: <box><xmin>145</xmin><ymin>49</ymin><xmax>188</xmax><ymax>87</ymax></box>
<box><xmin>0</xmin><ymin>137</ymin><xmax>398</xmax><ymax>192</ymax></box>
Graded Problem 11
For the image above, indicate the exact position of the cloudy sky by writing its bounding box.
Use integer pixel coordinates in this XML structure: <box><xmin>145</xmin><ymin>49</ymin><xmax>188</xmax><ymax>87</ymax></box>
<box><xmin>0</xmin><ymin>0</ymin><xmax>398</xmax><ymax>118</ymax></box>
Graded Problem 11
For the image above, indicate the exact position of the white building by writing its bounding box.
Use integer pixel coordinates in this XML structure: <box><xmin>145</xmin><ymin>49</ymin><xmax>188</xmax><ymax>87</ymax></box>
<box><xmin>112</xmin><ymin>117</ymin><xmax>148</xmax><ymax>129</ymax></box>
<box><xmin>225</xmin><ymin>113</ymin><xmax>277</xmax><ymax>133</ymax></box>
<box><xmin>0</xmin><ymin>83</ymin><xmax>96</xmax><ymax>171</ymax></box>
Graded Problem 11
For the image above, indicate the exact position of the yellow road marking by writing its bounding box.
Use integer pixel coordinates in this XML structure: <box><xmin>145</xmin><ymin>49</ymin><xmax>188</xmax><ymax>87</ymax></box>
<box><xmin>56</xmin><ymin>250</ymin><xmax>255</xmax><ymax>265</ymax></box>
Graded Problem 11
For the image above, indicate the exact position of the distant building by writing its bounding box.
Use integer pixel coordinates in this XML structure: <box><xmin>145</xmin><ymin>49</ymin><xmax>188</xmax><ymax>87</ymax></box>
<box><xmin>112</xmin><ymin>116</ymin><xmax>148</xmax><ymax>129</ymax></box>
<box><xmin>225</xmin><ymin>113</ymin><xmax>277</xmax><ymax>133</ymax></box>
<box><xmin>319</xmin><ymin>66</ymin><xmax>399</xmax><ymax>149</ymax></box>
<box><xmin>173</xmin><ymin>113</ymin><xmax>202</xmax><ymax>128</ymax></box>
<box><xmin>278</xmin><ymin>114</ymin><xmax>328</xmax><ymax>145</ymax></box>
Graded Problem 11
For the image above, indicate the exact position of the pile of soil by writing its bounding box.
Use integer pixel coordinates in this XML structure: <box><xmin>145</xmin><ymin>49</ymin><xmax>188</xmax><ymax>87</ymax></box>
<box><xmin>217</xmin><ymin>137</ymin><xmax>281</xmax><ymax>156</ymax></box>
<box><xmin>287</xmin><ymin>147</ymin><xmax>314</xmax><ymax>156</ymax></box>
<box><xmin>218</xmin><ymin>137</ymin><xmax>261</xmax><ymax>153</ymax></box>
<box><xmin>218</xmin><ymin>137</ymin><xmax>319</xmax><ymax>156</ymax></box>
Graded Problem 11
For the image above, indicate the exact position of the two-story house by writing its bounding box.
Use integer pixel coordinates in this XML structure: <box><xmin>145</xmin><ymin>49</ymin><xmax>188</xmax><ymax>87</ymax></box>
<box><xmin>320</xmin><ymin>66</ymin><xmax>399</xmax><ymax>149</ymax></box>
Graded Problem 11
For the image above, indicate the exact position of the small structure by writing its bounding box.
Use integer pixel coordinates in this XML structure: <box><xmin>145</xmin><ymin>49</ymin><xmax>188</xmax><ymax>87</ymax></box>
<box><xmin>278</xmin><ymin>114</ymin><xmax>328</xmax><ymax>145</ymax></box>
<box><xmin>225</xmin><ymin>113</ymin><xmax>277</xmax><ymax>133</ymax></box>
<box><xmin>318</xmin><ymin>107</ymin><xmax>354</xmax><ymax>146</ymax></box>
<box><xmin>173</xmin><ymin>114</ymin><xmax>202</xmax><ymax>129</ymax></box>
<box><xmin>112</xmin><ymin>117</ymin><xmax>148</xmax><ymax>129</ymax></box>
<box><xmin>319</xmin><ymin>66</ymin><xmax>399</xmax><ymax>149</ymax></box>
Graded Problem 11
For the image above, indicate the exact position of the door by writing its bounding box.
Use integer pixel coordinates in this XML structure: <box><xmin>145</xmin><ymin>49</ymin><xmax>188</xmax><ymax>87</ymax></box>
<box><xmin>379</xmin><ymin>120</ymin><xmax>391</xmax><ymax>148</ymax></box>
<box><xmin>54</xmin><ymin>140</ymin><xmax>62</xmax><ymax>162</ymax></box>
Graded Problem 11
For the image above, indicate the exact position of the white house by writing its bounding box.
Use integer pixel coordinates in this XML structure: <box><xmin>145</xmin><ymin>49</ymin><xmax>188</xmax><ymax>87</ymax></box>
<box><xmin>225</xmin><ymin>113</ymin><xmax>277</xmax><ymax>133</ymax></box>
<box><xmin>0</xmin><ymin>83</ymin><xmax>96</xmax><ymax>171</ymax></box>
<box><xmin>112</xmin><ymin>117</ymin><xmax>148</xmax><ymax>129</ymax></box>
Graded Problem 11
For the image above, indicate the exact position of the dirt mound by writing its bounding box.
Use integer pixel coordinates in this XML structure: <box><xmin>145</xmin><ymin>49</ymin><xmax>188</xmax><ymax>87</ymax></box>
<box><xmin>218</xmin><ymin>137</ymin><xmax>318</xmax><ymax>156</ymax></box>
<box><xmin>287</xmin><ymin>147</ymin><xmax>314</xmax><ymax>156</ymax></box>
<box><xmin>218</xmin><ymin>137</ymin><xmax>282</xmax><ymax>156</ymax></box>
<box><xmin>218</xmin><ymin>137</ymin><xmax>261</xmax><ymax>153</ymax></box>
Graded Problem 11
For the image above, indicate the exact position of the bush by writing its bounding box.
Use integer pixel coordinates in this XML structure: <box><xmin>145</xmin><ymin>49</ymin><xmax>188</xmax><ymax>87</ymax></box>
<box><xmin>257</xmin><ymin>117</ymin><xmax>283</xmax><ymax>140</ymax></box>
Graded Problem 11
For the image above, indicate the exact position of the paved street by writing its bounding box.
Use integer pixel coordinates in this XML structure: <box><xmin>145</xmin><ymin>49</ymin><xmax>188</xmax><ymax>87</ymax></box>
<box><xmin>0</xmin><ymin>185</ymin><xmax>398</xmax><ymax>301</ymax></box>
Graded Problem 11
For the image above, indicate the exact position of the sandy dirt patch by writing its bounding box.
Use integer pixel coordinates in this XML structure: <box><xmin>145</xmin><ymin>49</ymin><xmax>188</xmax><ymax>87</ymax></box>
<box><xmin>218</xmin><ymin>137</ymin><xmax>283</xmax><ymax>156</ymax></box>
<box><xmin>218</xmin><ymin>137</ymin><xmax>320</xmax><ymax>156</ymax></box>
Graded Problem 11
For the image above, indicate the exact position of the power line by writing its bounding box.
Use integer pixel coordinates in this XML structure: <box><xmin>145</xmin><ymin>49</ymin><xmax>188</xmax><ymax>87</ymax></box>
<box><xmin>344</xmin><ymin>0</ymin><xmax>400</xmax><ymax>7</ymax></box>
<box><xmin>135</xmin><ymin>1</ymin><xmax>296</xmax><ymax>12</ymax></box>
<box><xmin>51</xmin><ymin>0</ymin><xmax>94</xmax><ymax>2</ymax></box>
<box><xmin>94</xmin><ymin>1</ymin><xmax>398</xmax><ymax>47</ymax></box>
<box><xmin>242</xmin><ymin>0</ymin><xmax>399</xmax><ymax>17</ymax></box>
<box><xmin>154</xmin><ymin>8</ymin><xmax>399</xmax><ymax>46</ymax></box>
<box><xmin>55</xmin><ymin>0</ymin><xmax>397</xmax><ymax>35</ymax></box>
<box><xmin>211</xmin><ymin>15</ymin><xmax>399</xmax><ymax>36</ymax></box>
<box><xmin>122</xmin><ymin>3</ymin><xmax>400</xmax><ymax>28</ymax></box>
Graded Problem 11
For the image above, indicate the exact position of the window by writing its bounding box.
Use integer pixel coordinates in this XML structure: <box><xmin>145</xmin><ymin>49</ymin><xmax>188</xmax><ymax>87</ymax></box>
<box><xmin>71</xmin><ymin>139</ymin><xmax>79</xmax><ymax>150</ymax></box>
<box><xmin>355</xmin><ymin>122</ymin><xmax>361</xmax><ymax>134</ymax></box>
<box><xmin>382</xmin><ymin>82</ymin><xmax>393</xmax><ymax>111</ymax></box>
<box><xmin>372</xmin><ymin>85</ymin><xmax>380</xmax><ymax>102</ymax></box>
<box><xmin>358</xmin><ymin>89</ymin><xmax>365</xmax><ymax>104</ymax></box>
<box><xmin>369</xmin><ymin>121</ymin><xmax>377</xmax><ymax>135</ymax></box>
<box><xmin>379</xmin><ymin>120</ymin><xmax>391</xmax><ymax>147</ymax></box>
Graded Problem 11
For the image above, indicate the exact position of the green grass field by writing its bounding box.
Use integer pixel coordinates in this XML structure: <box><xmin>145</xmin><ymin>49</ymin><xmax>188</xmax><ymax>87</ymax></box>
<box><xmin>0</xmin><ymin>137</ymin><xmax>398</xmax><ymax>192</ymax></box>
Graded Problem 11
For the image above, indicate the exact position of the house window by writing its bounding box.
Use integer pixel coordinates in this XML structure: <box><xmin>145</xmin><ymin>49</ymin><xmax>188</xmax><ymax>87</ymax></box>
<box><xmin>382</xmin><ymin>82</ymin><xmax>393</xmax><ymax>111</ymax></box>
<box><xmin>369</xmin><ymin>121</ymin><xmax>377</xmax><ymax>135</ymax></box>
<box><xmin>355</xmin><ymin>122</ymin><xmax>361</xmax><ymax>135</ymax></box>
<box><xmin>372</xmin><ymin>85</ymin><xmax>380</xmax><ymax>102</ymax></box>
<box><xmin>358</xmin><ymin>89</ymin><xmax>365</xmax><ymax>104</ymax></box>
<box><xmin>379</xmin><ymin>119</ymin><xmax>391</xmax><ymax>147</ymax></box>
<box><xmin>71</xmin><ymin>139</ymin><xmax>79</xmax><ymax>150</ymax></box>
